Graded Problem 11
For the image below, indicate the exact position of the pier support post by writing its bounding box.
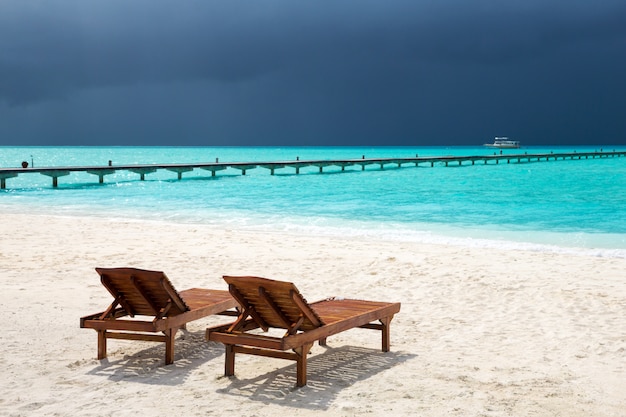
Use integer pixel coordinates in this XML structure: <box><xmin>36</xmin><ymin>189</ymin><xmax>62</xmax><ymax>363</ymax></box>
<box><xmin>0</xmin><ymin>173</ymin><xmax>18</xmax><ymax>189</ymax></box>
<box><xmin>285</xmin><ymin>161</ymin><xmax>305</xmax><ymax>175</ymax></box>
<box><xmin>231</xmin><ymin>165</ymin><xmax>257</xmax><ymax>176</ymax></box>
<box><xmin>87</xmin><ymin>169</ymin><xmax>116</xmax><ymax>184</ymax></box>
<box><xmin>260</xmin><ymin>164</ymin><xmax>285</xmax><ymax>175</ymax></box>
<box><xmin>312</xmin><ymin>163</ymin><xmax>331</xmax><ymax>173</ymax></box>
<box><xmin>166</xmin><ymin>167</ymin><xmax>194</xmax><ymax>180</ymax></box>
<box><xmin>129</xmin><ymin>168</ymin><xmax>157</xmax><ymax>181</ymax></box>
<box><xmin>40</xmin><ymin>170</ymin><xmax>70</xmax><ymax>188</ymax></box>
<box><xmin>200</xmin><ymin>166</ymin><xmax>226</xmax><ymax>178</ymax></box>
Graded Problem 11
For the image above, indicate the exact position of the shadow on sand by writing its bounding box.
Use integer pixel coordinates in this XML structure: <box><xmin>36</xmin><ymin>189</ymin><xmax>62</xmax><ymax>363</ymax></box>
<box><xmin>86</xmin><ymin>330</ymin><xmax>223</xmax><ymax>386</ymax></box>
<box><xmin>215</xmin><ymin>345</ymin><xmax>416</xmax><ymax>410</ymax></box>
<box><xmin>84</xmin><ymin>332</ymin><xmax>414</xmax><ymax>411</ymax></box>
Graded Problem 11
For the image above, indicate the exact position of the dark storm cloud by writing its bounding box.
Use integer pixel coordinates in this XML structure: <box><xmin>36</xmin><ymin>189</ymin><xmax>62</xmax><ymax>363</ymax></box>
<box><xmin>1</xmin><ymin>0</ymin><xmax>625</xmax><ymax>145</ymax></box>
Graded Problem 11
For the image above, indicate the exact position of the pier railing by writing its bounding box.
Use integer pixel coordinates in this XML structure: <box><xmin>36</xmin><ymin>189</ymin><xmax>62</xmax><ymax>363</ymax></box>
<box><xmin>1</xmin><ymin>150</ymin><xmax>624</xmax><ymax>189</ymax></box>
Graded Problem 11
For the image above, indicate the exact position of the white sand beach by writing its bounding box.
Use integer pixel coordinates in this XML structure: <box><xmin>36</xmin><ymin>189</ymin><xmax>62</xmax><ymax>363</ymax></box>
<box><xmin>1</xmin><ymin>213</ymin><xmax>625</xmax><ymax>416</ymax></box>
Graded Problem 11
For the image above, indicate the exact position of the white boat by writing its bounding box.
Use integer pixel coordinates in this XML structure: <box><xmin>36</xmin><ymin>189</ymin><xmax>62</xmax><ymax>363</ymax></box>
<box><xmin>483</xmin><ymin>137</ymin><xmax>520</xmax><ymax>148</ymax></box>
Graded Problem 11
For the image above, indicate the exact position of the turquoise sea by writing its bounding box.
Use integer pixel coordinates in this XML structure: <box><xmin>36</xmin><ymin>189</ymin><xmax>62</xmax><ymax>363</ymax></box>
<box><xmin>1</xmin><ymin>146</ymin><xmax>625</xmax><ymax>257</ymax></box>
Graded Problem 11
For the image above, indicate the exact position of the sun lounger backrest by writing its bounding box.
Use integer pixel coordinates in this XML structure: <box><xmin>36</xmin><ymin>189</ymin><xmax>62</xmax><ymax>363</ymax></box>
<box><xmin>96</xmin><ymin>267</ymin><xmax>190</xmax><ymax>317</ymax></box>
<box><xmin>224</xmin><ymin>276</ymin><xmax>325</xmax><ymax>331</ymax></box>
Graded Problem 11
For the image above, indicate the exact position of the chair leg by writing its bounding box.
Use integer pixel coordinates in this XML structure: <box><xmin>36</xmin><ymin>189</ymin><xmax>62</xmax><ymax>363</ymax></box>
<box><xmin>295</xmin><ymin>343</ymin><xmax>313</xmax><ymax>387</ymax></box>
<box><xmin>164</xmin><ymin>328</ymin><xmax>178</xmax><ymax>365</ymax></box>
<box><xmin>381</xmin><ymin>316</ymin><xmax>393</xmax><ymax>352</ymax></box>
<box><xmin>225</xmin><ymin>345</ymin><xmax>235</xmax><ymax>376</ymax></box>
<box><xmin>97</xmin><ymin>330</ymin><xmax>107</xmax><ymax>359</ymax></box>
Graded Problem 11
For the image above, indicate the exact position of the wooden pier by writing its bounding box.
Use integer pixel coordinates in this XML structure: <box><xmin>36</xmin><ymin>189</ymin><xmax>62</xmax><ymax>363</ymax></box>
<box><xmin>1</xmin><ymin>150</ymin><xmax>624</xmax><ymax>189</ymax></box>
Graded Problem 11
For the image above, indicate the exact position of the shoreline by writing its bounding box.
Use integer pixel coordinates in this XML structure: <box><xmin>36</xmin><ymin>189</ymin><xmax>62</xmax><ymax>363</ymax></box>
<box><xmin>5</xmin><ymin>208</ymin><xmax>626</xmax><ymax>257</ymax></box>
<box><xmin>2</xmin><ymin>213</ymin><xmax>625</xmax><ymax>416</ymax></box>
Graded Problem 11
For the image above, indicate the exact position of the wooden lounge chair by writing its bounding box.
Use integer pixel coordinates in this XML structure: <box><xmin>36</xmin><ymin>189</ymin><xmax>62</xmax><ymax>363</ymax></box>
<box><xmin>80</xmin><ymin>267</ymin><xmax>239</xmax><ymax>364</ymax></box>
<box><xmin>206</xmin><ymin>275</ymin><xmax>401</xmax><ymax>386</ymax></box>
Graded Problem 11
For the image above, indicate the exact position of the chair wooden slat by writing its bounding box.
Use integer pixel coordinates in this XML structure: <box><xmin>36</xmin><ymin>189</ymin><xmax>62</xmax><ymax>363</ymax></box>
<box><xmin>130</xmin><ymin>274</ymin><xmax>161</xmax><ymax>315</ymax></box>
<box><xmin>100</xmin><ymin>274</ymin><xmax>137</xmax><ymax>317</ymax></box>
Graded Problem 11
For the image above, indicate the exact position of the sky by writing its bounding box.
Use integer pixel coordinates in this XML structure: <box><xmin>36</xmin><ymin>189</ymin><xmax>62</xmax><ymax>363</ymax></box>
<box><xmin>1</xmin><ymin>0</ymin><xmax>625</xmax><ymax>146</ymax></box>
